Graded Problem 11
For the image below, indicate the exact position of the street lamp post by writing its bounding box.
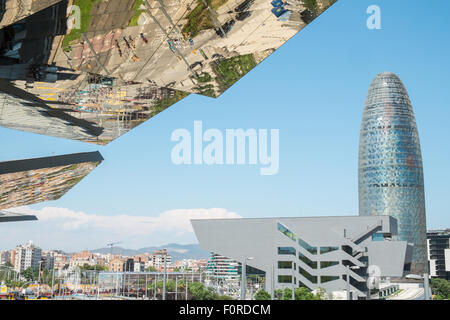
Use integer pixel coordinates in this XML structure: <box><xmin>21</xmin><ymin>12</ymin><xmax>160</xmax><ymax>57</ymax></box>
<box><xmin>405</xmin><ymin>273</ymin><xmax>432</xmax><ymax>300</ymax></box>
<box><xmin>37</xmin><ymin>261</ymin><xmax>44</xmax><ymax>296</ymax></box>
<box><xmin>162</xmin><ymin>255</ymin><xmax>167</xmax><ymax>300</ymax></box>
<box><xmin>240</xmin><ymin>257</ymin><xmax>254</xmax><ymax>300</ymax></box>
<box><xmin>51</xmin><ymin>261</ymin><xmax>55</xmax><ymax>298</ymax></box>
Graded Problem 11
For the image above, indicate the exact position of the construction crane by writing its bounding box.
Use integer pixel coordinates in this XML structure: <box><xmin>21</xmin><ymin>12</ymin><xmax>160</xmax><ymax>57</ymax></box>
<box><xmin>106</xmin><ymin>242</ymin><xmax>122</xmax><ymax>256</ymax></box>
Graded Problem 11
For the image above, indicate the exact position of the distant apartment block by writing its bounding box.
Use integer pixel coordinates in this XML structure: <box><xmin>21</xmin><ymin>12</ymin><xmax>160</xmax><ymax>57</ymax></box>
<box><xmin>152</xmin><ymin>249</ymin><xmax>172</xmax><ymax>271</ymax></box>
<box><xmin>13</xmin><ymin>241</ymin><xmax>42</xmax><ymax>273</ymax></box>
<box><xmin>0</xmin><ymin>250</ymin><xmax>10</xmax><ymax>265</ymax></box>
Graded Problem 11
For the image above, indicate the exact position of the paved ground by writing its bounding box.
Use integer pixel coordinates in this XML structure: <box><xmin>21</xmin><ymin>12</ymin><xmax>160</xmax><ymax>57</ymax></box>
<box><xmin>388</xmin><ymin>288</ymin><xmax>424</xmax><ymax>300</ymax></box>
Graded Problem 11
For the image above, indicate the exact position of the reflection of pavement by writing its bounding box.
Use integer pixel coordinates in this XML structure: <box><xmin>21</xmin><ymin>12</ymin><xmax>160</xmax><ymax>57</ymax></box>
<box><xmin>388</xmin><ymin>288</ymin><xmax>424</xmax><ymax>300</ymax></box>
<box><xmin>73</xmin><ymin>30</ymin><xmax>122</xmax><ymax>66</ymax></box>
<box><xmin>41</xmin><ymin>0</ymin><xmax>318</xmax><ymax>97</ymax></box>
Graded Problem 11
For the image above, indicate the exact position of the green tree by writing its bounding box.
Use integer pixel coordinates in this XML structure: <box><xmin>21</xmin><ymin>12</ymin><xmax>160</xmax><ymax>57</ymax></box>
<box><xmin>303</xmin><ymin>0</ymin><xmax>319</xmax><ymax>15</ymax></box>
<box><xmin>430</xmin><ymin>278</ymin><xmax>450</xmax><ymax>299</ymax></box>
<box><xmin>282</xmin><ymin>288</ymin><xmax>293</xmax><ymax>300</ymax></box>
<box><xmin>274</xmin><ymin>289</ymin><xmax>283</xmax><ymax>300</ymax></box>
<box><xmin>294</xmin><ymin>287</ymin><xmax>324</xmax><ymax>300</ymax></box>
<box><xmin>254</xmin><ymin>289</ymin><xmax>271</xmax><ymax>300</ymax></box>
<box><xmin>145</xmin><ymin>266</ymin><xmax>158</xmax><ymax>272</ymax></box>
<box><xmin>188</xmin><ymin>282</ymin><xmax>217</xmax><ymax>300</ymax></box>
<box><xmin>21</xmin><ymin>267</ymin><xmax>34</xmax><ymax>282</ymax></box>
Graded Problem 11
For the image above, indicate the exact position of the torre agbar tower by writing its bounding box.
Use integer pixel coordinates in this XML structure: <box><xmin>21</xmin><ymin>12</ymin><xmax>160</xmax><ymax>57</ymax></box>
<box><xmin>358</xmin><ymin>72</ymin><xmax>428</xmax><ymax>275</ymax></box>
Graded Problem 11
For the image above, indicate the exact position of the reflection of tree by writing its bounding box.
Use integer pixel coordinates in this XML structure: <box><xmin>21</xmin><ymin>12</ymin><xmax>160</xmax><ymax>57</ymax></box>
<box><xmin>212</xmin><ymin>54</ymin><xmax>257</xmax><ymax>92</ymax></box>
<box><xmin>303</xmin><ymin>0</ymin><xmax>319</xmax><ymax>16</ymax></box>
<box><xmin>152</xmin><ymin>90</ymin><xmax>190</xmax><ymax>114</ymax></box>
<box><xmin>181</xmin><ymin>0</ymin><xmax>228</xmax><ymax>38</ymax></box>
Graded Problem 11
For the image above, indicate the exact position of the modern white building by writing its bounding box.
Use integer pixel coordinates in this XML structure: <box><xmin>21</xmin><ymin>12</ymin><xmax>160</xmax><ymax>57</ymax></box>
<box><xmin>192</xmin><ymin>216</ymin><xmax>413</xmax><ymax>300</ymax></box>
<box><xmin>207</xmin><ymin>253</ymin><xmax>240</xmax><ymax>282</ymax></box>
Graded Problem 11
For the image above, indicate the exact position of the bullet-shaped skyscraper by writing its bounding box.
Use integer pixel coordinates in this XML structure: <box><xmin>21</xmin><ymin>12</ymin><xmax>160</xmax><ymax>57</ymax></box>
<box><xmin>358</xmin><ymin>72</ymin><xmax>428</xmax><ymax>275</ymax></box>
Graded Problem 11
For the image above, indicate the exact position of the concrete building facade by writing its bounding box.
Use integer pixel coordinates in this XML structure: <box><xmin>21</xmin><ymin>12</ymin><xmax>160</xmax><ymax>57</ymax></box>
<box><xmin>192</xmin><ymin>216</ymin><xmax>413</xmax><ymax>299</ymax></box>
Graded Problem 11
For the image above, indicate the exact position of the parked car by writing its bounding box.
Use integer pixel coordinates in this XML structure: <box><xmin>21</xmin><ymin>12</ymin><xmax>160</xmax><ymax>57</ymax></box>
<box><xmin>215</xmin><ymin>19</ymin><xmax>235</xmax><ymax>38</ymax></box>
<box><xmin>235</xmin><ymin>0</ymin><xmax>255</xmax><ymax>12</ymax></box>
<box><xmin>189</xmin><ymin>61</ymin><xmax>203</xmax><ymax>70</ymax></box>
<box><xmin>236</xmin><ymin>11</ymin><xmax>252</xmax><ymax>21</ymax></box>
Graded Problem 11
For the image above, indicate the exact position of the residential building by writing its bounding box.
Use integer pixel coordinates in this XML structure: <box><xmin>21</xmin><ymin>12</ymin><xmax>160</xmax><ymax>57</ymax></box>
<box><xmin>13</xmin><ymin>241</ymin><xmax>42</xmax><ymax>273</ymax></box>
<box><xmin>427</xmin><ymin>229</ymin><xmax>450</xmax><ymax>280</ymax></box>
<box><xmin>359</xmin><ymin>72</ymin><xmax>428</xmax><ymax>275</ymax></box>
<box><xmin>109</xmin><ymin>257</ymin><xmax>124</xmax><ymax>272</ymax></box>
<box><xmin>41</xmin><ymin>251</ymin><xmax>55</xmax><ymax>270</ymax></box>
<box><xmin>0</xmin><ymin>250</ymin><xmax>10</xmax><ymax>265</ymax></box>
<box><xmin>123</xmin><ymin>258</ymin><xmax>134</xmax><ymax>272</ymax></box>
<box><xmin>152</xmin><ymin>249</ymin><xmax>172</xmax><ymax>271</ymax></box>
<box><xmin>133</xmin><ymin>261</ymin><xmax>145</xmax><ymax>273</ymax></box>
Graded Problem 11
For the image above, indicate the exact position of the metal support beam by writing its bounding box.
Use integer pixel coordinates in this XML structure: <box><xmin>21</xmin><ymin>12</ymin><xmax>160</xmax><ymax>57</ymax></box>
<box><xmin>81</xmin><ymin>33</ymin><xmax>111</xmax><ymax>76</ymax></box>
<box><xmin>156</xmin><ymin>0</ymin><xmax>182</xmax><ymax>34</ymax></box>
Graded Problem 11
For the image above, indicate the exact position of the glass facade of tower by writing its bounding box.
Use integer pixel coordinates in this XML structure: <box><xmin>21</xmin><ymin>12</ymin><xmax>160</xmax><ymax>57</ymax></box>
<box><xmin>358</xmin><ymin>72</ymin><xmax>428</xmax><ymax>275</ymax></box>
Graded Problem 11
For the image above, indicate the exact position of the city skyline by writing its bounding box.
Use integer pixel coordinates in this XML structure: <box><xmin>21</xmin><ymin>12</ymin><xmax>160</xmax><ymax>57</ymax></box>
<box><xmin>1</xmin><ymin>1</ymin><xmax>449</xmax><ymax>251</ymax></box>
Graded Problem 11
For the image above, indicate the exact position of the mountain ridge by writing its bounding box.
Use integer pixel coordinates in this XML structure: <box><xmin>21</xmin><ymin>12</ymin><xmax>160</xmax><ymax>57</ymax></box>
<box><xmin>90</xmin><ymin>243</ymin><xmax>209</xmax><ymax>261</ymax></box>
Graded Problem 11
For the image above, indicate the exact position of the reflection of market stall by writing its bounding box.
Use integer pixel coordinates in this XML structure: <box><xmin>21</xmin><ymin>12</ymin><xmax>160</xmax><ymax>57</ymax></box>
<box><xmin>0</xmin><ymin>0</ymin><xmax>336</xmax><ymax>145</ymax></box>
<box><xmin>0</xmin><ymin>152</ymin><xmax>104</xmax><ymax>211</ymax></box>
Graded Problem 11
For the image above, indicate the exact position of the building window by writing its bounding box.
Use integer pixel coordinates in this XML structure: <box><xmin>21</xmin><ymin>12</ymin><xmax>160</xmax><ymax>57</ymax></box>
<box><xmin>299</xmin><ymin>267</ymin><xmax>317</xmax><ymax>284</ymax></box>
<box><xmin>320</xmin><ymin>246</ymin><xmax>339</xmax><ymax>254</ymax></box>
<box><xmin>320</xmin><ymin>276</ymin><xmax>339</xmax><ymax>283</ymax></box>
<box><xmin>320</xmin><ymin>261</ymin><xmax>339</xmax><ymax>269</ymax></box>
<box><xmin>372</xmin><ymin>233</ymin><xmax>384</xmax><ymax>241</ymax></box>
<box><xmin>298</xmin><ymin>253</ymin><xmax>317</xmax><ymax>269</ymax></box>
<box><xmin>277</xmin><ymin>222</ymin><xmax>296</xmax><ymax>242</ymax></box>
<box><xmin>278</xmin><ymin>275</ymin><xmax>292</xmax><ymax>284</ymax></box>
<box><xmin>278</xmin><ymin>261</ymin><xmax>293</xmax><ymax>269</ymax></box>
<box><xmin>298</xmin><ymin>237</ymin><xmax>317</xmax><ymax>255</ymax></box>
<box><xmin>278</xmin><ymin>247</ymin><xmax>296</xmax><ymax>256</ymax></box>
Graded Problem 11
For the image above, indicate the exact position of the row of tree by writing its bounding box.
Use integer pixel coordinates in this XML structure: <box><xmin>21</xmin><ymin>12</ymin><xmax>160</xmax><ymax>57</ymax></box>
<box><xmin>144</xmin><ymin>280</ymin><xmax>233</xmax><ymax>300</ymax></box>
<box><xmin>254</xmin><ymin>287</ymin><xmax>327</xmax><ymax>300</ymax></box>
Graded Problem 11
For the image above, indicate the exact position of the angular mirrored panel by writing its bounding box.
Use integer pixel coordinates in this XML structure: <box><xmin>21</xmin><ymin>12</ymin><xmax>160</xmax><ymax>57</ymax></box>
<box><xmin>0</xmin><ymin>210</ymin><xmax>38</xmax><ymax>222</ymax></box>
<box><xmin>0</xmin><ymin>0</ymin><xmax>63</xmax><ymax>28</ymax></box>
<box><xmin>0</xmin><ymin>0</ymin><xmax>336</xmax><ymax>144</ymax></box>
<box><xmin>0</xmin><ymin>151</ymin><xmax>103</xmax><ymax>210</ymax></box>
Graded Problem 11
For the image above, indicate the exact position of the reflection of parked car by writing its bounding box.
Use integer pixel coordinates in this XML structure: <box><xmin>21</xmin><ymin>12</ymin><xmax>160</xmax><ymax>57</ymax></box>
<box><xmin>211</xmin><ymin>53</ymin><xmax>224</xmax><ymax>60</ymax></box>
<box><xmin>215</xmin><ymin>19</ymin><xmax>235</xmax><ymax>38</ymax></box>
<box><xmin>235</xmin><ymin>0</ymin><xmax>254</xmax><ymax>12</ymax></box>
<box><xmin>189</xmin><ymin>61</ymin><xmax>203</xmax><ymax>70</ymax></box>
<box><xmin>236</xmin><ymin>11</ymin><xmax>252</xmax><ymax>21</ymax></box>
<box><xmin>168</xmin><ymin>40</ymin><xmax>175</xmax><ymax>53</ymax></box>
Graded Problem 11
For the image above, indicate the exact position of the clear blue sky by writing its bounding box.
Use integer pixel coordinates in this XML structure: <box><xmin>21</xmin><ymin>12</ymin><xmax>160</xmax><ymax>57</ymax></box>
<box><xmin>1</xmin><ymin>0</ymin><xmax>449</xmax><ymax>251</ymax></box>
